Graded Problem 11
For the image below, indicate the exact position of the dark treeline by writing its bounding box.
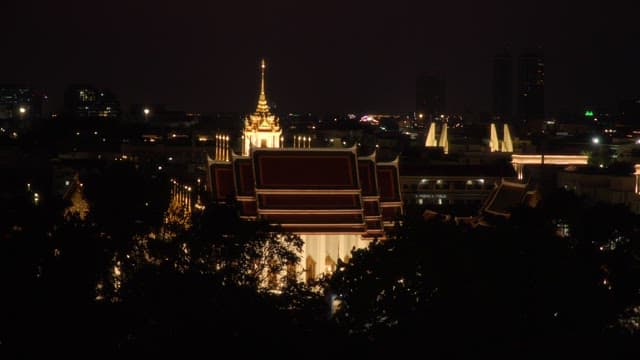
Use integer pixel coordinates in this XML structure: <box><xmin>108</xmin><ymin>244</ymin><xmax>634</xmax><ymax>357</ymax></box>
<box><xmin>2</xmin><ymin>163</ymin><xmax>640</xmax><ymax>358</ymax></box>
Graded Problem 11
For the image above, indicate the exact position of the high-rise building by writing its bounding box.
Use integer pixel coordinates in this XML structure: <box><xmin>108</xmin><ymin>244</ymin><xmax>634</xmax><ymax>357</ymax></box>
<box><xmin>619</xmin><ymin>98</ymin><xmax>640</xmax><ymax>126</ymax></box>
<box><xmin>0</xmin><ymin>85</ymin><xmax>45</xmax><ymax>131</ymax></box>
<box><xmin>416</xmin><ymin>74</ymin><xmax>446</xmax><ymax>121</ymax></box>
<box><xmin>517</xmin><ymin>51</ymin><xmax>544</xmax><ymax>124</ymax></box>
<box><xmin>492</xmin><ymin>50</ymin><xmax>513</xmax><ymax>121</ymax></box>
<box><xmin>63</xmin><ymin>85</ymin><xmax>121</xmax><ymax>121</ymax></box>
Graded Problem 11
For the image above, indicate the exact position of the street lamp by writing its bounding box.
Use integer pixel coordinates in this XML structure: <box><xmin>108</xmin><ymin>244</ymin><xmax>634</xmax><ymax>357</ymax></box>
<box><xmin>19</xmin><ymin>106</ymin><xmax>27</xmax><ymax>114</ymax></box>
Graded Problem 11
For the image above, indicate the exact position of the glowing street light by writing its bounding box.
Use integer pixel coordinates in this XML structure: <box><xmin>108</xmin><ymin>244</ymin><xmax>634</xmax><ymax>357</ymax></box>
<box><xmin>143</xmin><ymin>108</ymin><xmax>150</xmax><ymax>123</ymax></box>
<box><xmin>592</xmin><ymin>137</ymin><xmax>600</xmax><ymax>144</ymax></box>
<box><xmin>19</xmin><ymin>106</ymin><xmax>27</xmax><ymax>114</ymax></box>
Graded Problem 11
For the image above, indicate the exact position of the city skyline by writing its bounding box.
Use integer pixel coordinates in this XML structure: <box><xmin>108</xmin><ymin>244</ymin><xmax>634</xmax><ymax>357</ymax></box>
<box><xmin>1</xmin><ymin>1</ymin><xmax>638</xmax><ymax>115</ymax></box>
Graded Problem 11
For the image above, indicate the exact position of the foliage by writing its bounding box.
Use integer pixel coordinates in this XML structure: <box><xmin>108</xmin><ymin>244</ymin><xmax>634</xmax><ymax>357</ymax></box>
<box><xmin>4</xmin><ymin>174</ymin><xmax>640</xmax><ymax>357</ymax></box>
<box><xmin>184</xmin><ymin>203</ymin><xmax>304</xmax><ymax>290</ymax></box>
<box><xmin>82</xmin><ymin>162</ymin><xmax>170</xmax><ymax>241</ymax></box>
<box><xmin>325</xmin><ymin>194</ymin><xmax>640</xmax><ymax>356</ymax></box>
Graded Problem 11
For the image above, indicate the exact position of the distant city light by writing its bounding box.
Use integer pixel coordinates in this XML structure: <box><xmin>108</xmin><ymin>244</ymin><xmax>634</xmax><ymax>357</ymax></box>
<box><xmin>144</xmin><ymin>108</ymin><xmax>150</xmax><ymax>115</ymax></box>
<box><xmin>19</xmin><ymin>107</ymin><xmax>26</xmax><ymax>114</ymax></box>
<box><xmin>585</xmin><ymin>110</ymin><xmax>594</xmax><ymax>117</ymax></box>
<box><xmin>592</xmin><ymin>137</ymin><xmax>600</xmax><ymax>144</ymax></box>
<box><xmin>359</xmin><ymin>115</ymin><xmax>379</xmax><ymax>125</ymax></box>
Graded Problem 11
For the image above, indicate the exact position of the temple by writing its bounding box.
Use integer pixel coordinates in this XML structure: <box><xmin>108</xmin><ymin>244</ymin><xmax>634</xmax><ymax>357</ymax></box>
<box><xmin>207</xmin><ymin>60</ymin><xmax>403</xmax><ymax>281</ymax></box>
<box><xmin>242</xmin><ymin>59</ymin><xmax>282</xmax><ymax>156</ymax></box>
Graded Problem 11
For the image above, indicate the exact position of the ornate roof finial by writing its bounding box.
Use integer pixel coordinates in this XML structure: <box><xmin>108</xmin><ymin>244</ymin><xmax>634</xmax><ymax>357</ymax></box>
<box><xmin>256</xmin><ymin>58</ymin><xmax>270</xmax><ymax>113</ymax></box>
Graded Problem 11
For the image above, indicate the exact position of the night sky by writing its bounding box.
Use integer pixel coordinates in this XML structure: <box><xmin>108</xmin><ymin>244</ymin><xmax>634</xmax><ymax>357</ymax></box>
<box><xmin>1</xmin><ymin>1</ymin><xmax>638</xmax><ymax>115</ymax></box>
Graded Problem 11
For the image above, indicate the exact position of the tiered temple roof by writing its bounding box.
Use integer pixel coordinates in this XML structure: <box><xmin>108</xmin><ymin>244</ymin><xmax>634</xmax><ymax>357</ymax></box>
<box><xmin>207</xmin><ymin>59</ymin><xmax>402</xmax><ymax>238</ymax></box>
<box><xmin>208</xmin><ymin>147</ymin><xmax>402</xmax><ymax>237</ymax></box>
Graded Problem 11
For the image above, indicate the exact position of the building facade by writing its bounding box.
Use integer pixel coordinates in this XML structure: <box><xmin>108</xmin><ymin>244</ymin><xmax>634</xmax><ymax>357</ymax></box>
<box><xmin>63</xmin><ymin>85</ymin><xmax>121</xmax><ymax>121</ymax></box>
<box><xmin>416</xmin><ymin>74</ymin><xmax>446</xmax><ymax>121</ymax></box>
<box><xmin>557</xmin><ymin>167</ymin><xmax>640</xmax><ymax>214</ymax></box>
<box><xmin>517</xmin><ymin>51</ymin><xmax>545</xmax><ymax>125</ymax></box>
<box><xmin>492</xmin><ymin>50</ymin><xmax>513</xmax><ymax>121</ymax></box>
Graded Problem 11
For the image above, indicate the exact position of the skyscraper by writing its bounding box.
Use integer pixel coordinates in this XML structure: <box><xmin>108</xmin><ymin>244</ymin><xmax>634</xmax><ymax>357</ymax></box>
<box><xmin>517</xmin><ymin>50</ymin><xmax>544</xmax><ymax>124</ymax></box>
<box><xmin>0</xmin><ymin>85</ymin><xmax>45</xmax><ymax>132</ymax></box>
<box><xmin>492</xmin><ymin>50</ymin><xmax>513</xmax><ymax>121</ymax></box>
<box><xmin>416</xmin><ymin>74</ymin><xmax>446</xmax><ymax>121</ymax></box>
<box><xmin>63</xmin><ymin>85</ymin><xmax>121</xmax><ymax>121</ymax></box>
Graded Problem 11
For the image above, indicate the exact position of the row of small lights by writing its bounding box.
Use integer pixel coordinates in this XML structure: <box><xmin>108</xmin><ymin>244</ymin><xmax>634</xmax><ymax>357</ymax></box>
<box><xmin>26</xmin><ymin>183</ymin><xmax>40</xmax><ymax>205</ymax></box>
<box><xmin>419</xmin><ymin>178</ymin><xmax>485</xmax><ymax>184</ymax></box>
<box><xmin>170</xmin><ymin>178</ymin><xmax>192</xmax><ymax>192</ymax></box>
<box><xmin>0</xmin><ymin>127</ymin><xmax>19</xmax><ymax>139</ymax></box>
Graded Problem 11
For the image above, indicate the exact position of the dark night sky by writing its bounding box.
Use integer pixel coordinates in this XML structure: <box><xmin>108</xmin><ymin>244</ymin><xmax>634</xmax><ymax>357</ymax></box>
<box><xmin>1</xmin><ymin>1</ymin><xmax>638</xmax><ymax>115</ymax></box>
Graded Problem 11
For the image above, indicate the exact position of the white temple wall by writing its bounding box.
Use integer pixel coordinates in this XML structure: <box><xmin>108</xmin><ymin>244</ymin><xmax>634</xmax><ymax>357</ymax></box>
<box><xmin>298</xmin><ymin>233</ymin><xmax>369</xmax><ymax>282</ymax></box>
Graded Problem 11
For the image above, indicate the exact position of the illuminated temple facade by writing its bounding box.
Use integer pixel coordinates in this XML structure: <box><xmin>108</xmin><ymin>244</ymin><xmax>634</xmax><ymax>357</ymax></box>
<box><xmin>242</xmin><ymin>59</ymin><xmax>282</xmax><ymax>156</ymax></box>
<box><xmin>207</xmin><ymin>60</ymin><xmax>403</xmax><ymax>281</ymax></box>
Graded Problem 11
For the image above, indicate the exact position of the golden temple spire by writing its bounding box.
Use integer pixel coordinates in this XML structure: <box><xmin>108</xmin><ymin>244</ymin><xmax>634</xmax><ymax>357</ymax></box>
<box><xmin>256</xmin><ymin>58</ymin><xmax>270</xmax><ymax>113</ymax></box>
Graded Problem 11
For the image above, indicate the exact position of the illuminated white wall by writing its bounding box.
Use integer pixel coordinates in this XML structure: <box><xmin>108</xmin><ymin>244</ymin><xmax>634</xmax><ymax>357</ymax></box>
<box><xmin>243</xmin><ymin>128</ymin><xmax>282</xmax><ymax>155</ymax></box>
<box><xmin>635</xmin><ymin>164</ymin><xmax>640</xmax><ymax>195</ymax></box>
<box><xmin>298</xmin><ymin>234</ymin><xmax>368</xmax><ymax>281</ymax></box>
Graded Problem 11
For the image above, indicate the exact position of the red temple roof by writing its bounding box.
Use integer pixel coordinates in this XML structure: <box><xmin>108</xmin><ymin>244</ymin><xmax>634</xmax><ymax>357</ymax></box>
<box><xmin>207</xmin><ymin>147</ymin><xmax>403</xmax><ymax>236</ymax></box>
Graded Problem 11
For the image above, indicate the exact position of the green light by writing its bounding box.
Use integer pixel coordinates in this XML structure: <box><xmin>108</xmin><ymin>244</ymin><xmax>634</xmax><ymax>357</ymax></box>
<box><xmin>585</xmin><ymin>110</ymin><xmax>594</xmax><ymax>117</ymax></box>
